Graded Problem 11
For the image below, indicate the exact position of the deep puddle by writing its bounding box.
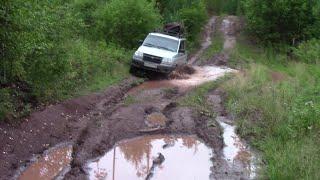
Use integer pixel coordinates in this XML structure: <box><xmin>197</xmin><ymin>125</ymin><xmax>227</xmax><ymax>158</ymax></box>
<box><xmin>18</xmin><ymin>144</ymin><xmax>72</xmax><ymax>180</ymax></box>
<box><xmin>86</xmin><ymin>135</ymin><xmax>213</xmax><ymax>180</ymax></box>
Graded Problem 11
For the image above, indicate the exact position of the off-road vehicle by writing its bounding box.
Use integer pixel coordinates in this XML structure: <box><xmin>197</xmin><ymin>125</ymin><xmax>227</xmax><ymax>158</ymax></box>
<box><xmin>131</xmin><ymin>23</ymin><xmax>187</xmax><ymax>74</ymax></box>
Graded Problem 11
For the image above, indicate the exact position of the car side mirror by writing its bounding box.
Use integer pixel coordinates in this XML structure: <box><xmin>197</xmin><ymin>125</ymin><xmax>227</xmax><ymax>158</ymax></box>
<box><xmin>138</xmin><ymin>40</ymin><xmax>144</xmax><ymax>45</ymax></box>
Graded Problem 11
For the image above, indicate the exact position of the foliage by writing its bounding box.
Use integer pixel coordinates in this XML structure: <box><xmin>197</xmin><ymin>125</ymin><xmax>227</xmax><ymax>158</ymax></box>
<box><xmin>204</xmin><ymin>0</ymin><xmax>241</xmax><ymax>15</ymax></box>
<box><xmin>156</xmin><ymin>0</ymin><xmax>195</xmax><ymax>22</ymax></box>
<box><xmin>0</xmin><ymin>0</ymin><xmax>81</xmax><ymax>84</ymax></box>
<box><xmin>0</xmin><ymin>88</ymin><xmax>13</xmax><ymax>121</ymax></box>
<box><xmin>97</xmin><ymin>0</ymin><xmax>162</xmax><ymax>48</ymax></box>
<box><xmin>242</xmin><ymin>0</ymin><xmax>320</xmax><ymax>44</ymax></box>
<box><xmin>222</xmin><ymin>38</ymin><xmax>320</xmax><ymax>179</ymax></box>
<box><xmin>179</xmin><ymin>1</ymin><xmax>208</xmax><ymax>43</ymax></box>
<box><xmin>293</xmin><ymin>39</ymin><xmax>320</xmax><ymax>64</ymax></box>
<box><xmin>156</xmin><ymin>0</ymin><xmax>209</xmax><ymax>49</ymax></box>
<box><xmin>73</xmin><ymin>0</ymin><xmax>105</xmax><ymax>38</ymax></box>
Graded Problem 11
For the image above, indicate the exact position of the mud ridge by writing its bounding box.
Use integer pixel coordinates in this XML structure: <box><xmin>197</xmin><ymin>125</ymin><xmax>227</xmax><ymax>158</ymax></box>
<box><xmin>0</xmin><ymin>77</ymin><xmax>139</xmax><ymax>180</ymax></box>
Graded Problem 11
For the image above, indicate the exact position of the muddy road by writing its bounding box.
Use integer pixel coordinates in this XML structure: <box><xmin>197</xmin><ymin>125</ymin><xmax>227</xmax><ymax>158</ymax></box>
<box><xmin>0</xmin><ymin>16</ymin><xmax>260</xmax><ymax>180</ymax></box>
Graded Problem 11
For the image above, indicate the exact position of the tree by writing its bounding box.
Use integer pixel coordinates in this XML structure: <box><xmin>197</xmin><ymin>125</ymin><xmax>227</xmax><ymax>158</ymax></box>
<box><xmin>97</xmin><ymin>0</ymin><xmax>162</xmax><ymax>48</ymax></box>
<box><xmin>243</xmin><ymin>0</ymin><xmax>320</xmax><ymax>44</ymax></box>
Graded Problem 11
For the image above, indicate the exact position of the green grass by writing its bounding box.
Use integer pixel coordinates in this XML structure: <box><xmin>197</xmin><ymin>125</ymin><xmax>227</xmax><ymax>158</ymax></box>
<box><xmin>76</xmin><ymin>63</ymin><xmax>130</xmax><ymax>96</ymax></box>
<box><xmin>221</xmin><ymin>38</ymin><xmax>320</xmax><ymax>179</ymax></box>
<box><xmin>179</xmin><ymin>77</ymin><xmax>229</xmax><ymax>114</ymax></box>
<box><xmin>123</xmin><ymin>95</ymin><xmax>136</xmax><ymax>106</ymax></box>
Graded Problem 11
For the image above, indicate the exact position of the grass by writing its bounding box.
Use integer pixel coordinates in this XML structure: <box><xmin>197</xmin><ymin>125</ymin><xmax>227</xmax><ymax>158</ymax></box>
<box><xmin>221</xmin><ymin>38</ymin><xmax>320</xmax><ymax>179</ymax></box>
<box><xmin>123</xmin><ymin>95</ymin><xmax>136</xmax><ymax>106</ymax></box>
<box><xmin>179</xmin><ymin>77</ymin><xmax>229</xmax><ymax>115</ymax></box>
<box><xmin>76</xmin><ymin>63</ymin><xmax>130</xmax><ymax>96</ymax></box>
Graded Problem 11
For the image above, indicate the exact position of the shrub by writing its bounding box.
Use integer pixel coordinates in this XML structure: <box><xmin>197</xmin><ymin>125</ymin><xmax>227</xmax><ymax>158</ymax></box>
<box><xmin>98</xmin><ymin>0</ymin><xmax>162</xmax><ymax>48</ymax></box>
<box><xmin>0</xmin><ymin>88</ymin><xmax>14</xmax><ymax>121</ymax></box>
<box><xmin>179</xmin><ymin>1</ymin><xmax>208</xmax><ymax>44</ymax></box>
<box><xmin>242</xmin><ymin>0</ymin><xmax>320</xmax><ymax>44</ymax></box>
<box><xmin>204</xmin><ymin>0</ymin><xmax>241</xmax><ymax>15</ymax></box>
<box><xmin>293</xmin><ymin>39</ymin><xmax>320</xmax><ymax>64</ymax></box>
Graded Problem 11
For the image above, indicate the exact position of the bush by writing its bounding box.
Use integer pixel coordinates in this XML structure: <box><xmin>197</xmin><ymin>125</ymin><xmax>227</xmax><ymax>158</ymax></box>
<box><xmin>242</xmin><ymin>0</ymin><xmax>320</xmax><ymax>44</ymax></box>
<box><xmin>204</xmin><ymin>0</ymin><xmax>241</xmax><ymax>15</ymax></box>
<box><xmin>97</xmin><ymin>0</ymin><xmax>162</xmax><ymax>48</ymax></box>
<box><xmin>0</xmin><ymin>88</ymin><xmax>14</xmax><ymax>121</ymax></box>
<box><xmin>31</xmin><ymin>39</ymin><xmax>132</xmax><ymax>101</ymax></box>
<box><xmin>293</xmin><ymin>39</ymin><xmax>320</xmax><ymax>64</ymax></box>
<box><xmin>0</xmin><ymin>0</ymin><xmax>82</xmax><ymax>85</ymax></box>
<box><xmin>179</xmin><ymin>1</ymin><xmax>208</xmax><ymax>45</ymax></box>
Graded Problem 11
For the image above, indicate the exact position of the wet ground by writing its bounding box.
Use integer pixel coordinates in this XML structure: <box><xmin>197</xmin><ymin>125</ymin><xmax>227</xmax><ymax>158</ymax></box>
<box><xmin>1</xmin><ymin>16</ymin><xmax>261</xmax><ymax>180</ymax></box>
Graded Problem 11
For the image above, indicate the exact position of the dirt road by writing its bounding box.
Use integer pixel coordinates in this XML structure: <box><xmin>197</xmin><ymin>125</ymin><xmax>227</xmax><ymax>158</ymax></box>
<box><xmin>0</xmin><ymin>16</ymin><xmax>259</xmax><ymax>180</ymax></box>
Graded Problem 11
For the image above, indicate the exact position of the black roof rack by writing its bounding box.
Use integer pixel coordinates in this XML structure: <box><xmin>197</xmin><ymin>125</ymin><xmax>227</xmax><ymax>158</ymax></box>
<box><xmin>154</xmin><ymin>22</ymin><xmax>185</xmax><ymax>38</ymax></box>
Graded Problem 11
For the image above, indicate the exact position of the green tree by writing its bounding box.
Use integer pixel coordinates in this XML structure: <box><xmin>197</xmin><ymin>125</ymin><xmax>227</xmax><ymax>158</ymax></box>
<box><xmin>97</xmin><ymin>0</ymin><xmax>162</xmax><ymax>48</ymax></box>
<box><xmin>243</xmin><ymin>0</ymin><xmax>320</xmax><ymax>44</ymax></box>
<box><xmin>179</xmin><ymin>1</ymin><xmax>208</xmax><ymax>42</ymax></box>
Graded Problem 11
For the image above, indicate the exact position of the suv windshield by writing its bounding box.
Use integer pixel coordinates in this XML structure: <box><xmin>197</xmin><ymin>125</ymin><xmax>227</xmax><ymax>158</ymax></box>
<box><xmin>143</xmin><ymin>35</ymin><xmax>179</xmax><ymax>52</ymax></box>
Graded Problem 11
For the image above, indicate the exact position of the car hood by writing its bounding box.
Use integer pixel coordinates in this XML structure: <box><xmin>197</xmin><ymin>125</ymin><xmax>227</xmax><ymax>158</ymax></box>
<box><xmin>137</xmin><ymin>46</ymin><xmax>177</xmax><ymax>58</ymax></box>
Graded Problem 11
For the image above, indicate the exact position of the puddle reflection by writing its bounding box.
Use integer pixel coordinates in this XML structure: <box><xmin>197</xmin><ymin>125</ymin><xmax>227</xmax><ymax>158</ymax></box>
<box><xmin>86</xmin><ymin>135</ymin><xmax>213</xmax><ymax>180</ymax></box>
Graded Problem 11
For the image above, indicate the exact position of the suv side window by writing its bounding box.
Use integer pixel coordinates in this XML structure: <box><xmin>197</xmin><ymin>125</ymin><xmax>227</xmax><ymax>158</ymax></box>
<box><xmin>179</xmin><ymin>40</ymin><xmax>186</xmax><ymax>53</ymax></box>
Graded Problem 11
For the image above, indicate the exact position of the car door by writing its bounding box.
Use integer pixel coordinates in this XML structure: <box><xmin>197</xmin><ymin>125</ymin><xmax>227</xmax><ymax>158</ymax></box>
<box><xmin>177</xmin><ymin>40</ymin><xmax>187</xmax><ymax>65</ymax></box>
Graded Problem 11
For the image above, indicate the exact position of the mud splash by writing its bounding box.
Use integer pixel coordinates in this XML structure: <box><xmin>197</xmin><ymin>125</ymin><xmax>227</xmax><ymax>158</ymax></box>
<box><xmin>130</xmin><ymin>66</ymin><xmax>235</xmax><ymax>94</ymax></box>
<box><xmin>216</xmin><ymin>117</ymin><xmax>258</xmax><ymax>178</ymax></box>
<box><xmin>85</xmin><ymin>135</ymin><xmax>213</xmax><ymax>180</ymax></box>
<box><xmin>17</xmin><ymin>144</ymin><xmax>72</xmax><ymax>180</ymax></box>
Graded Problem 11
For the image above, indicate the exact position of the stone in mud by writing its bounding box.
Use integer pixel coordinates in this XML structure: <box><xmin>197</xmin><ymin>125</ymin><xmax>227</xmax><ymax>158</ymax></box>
<box><xmin>145</xmin><ymin>112</ymin><xmax>168</xmax><ymax>128</ymax></box>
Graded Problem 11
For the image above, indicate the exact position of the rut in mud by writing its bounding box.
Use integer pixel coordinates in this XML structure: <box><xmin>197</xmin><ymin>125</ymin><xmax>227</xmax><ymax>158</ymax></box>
<box><xmin>2</xmin><ymin>16</ymin><xmax>260</xmax><ymax>180</ymax></box>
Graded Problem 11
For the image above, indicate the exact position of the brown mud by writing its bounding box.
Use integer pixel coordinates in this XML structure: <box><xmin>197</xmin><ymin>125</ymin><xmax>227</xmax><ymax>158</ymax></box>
<box><xmin>0</xmin><ymin>78</ymin><xmax>139</xmax><ymax>180</ymax></box>
<box><xmin>0</xmin><ymin>16</ymin><xmax>260</xmax><ymax>180</ymax></box>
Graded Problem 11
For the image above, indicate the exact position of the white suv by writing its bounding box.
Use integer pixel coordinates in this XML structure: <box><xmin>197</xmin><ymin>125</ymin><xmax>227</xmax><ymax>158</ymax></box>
<box><xmin>131</xmin><ymin>32</ymin><xmax>187</xmax><ymax>74</ymax></box>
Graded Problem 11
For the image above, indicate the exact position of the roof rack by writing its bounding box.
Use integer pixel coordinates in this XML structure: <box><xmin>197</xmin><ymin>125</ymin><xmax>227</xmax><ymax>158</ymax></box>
<box><xmin>154</xmin><ymin>22</ymin><xmax>185</xmax><ymax>38</ymax></box>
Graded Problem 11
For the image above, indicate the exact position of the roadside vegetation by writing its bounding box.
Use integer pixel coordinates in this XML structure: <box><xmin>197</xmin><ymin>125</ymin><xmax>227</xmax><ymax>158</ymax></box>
<box><xmin>223</xmin><ymin>39</ymin><xmax>320</xmax><ymax>179</ymax></box>
<box><xmin>224</xmin><ymin>1</ymin><xmax>320</xmax><ymax>178</ymax></box>
<box><xmin>0</xmin><ymin>0</ymin><xmax>211</xmax><ymax>121</ymax></box>
<box><xmin>188</xmin><ymin>0</ymin><xmax>320</xmax><ymax>179</ymax></box>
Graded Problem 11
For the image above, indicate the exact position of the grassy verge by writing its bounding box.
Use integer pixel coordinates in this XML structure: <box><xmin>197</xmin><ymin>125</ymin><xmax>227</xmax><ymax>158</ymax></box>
<box><xmin>179</xmin><ymin>76</ymin><xmax>230</xmax><ymax>115</ymax></box>
<box><xmin>221</xmin><ymin>38</ymin><xmax>320</xmax><ymax>179</ymax></box>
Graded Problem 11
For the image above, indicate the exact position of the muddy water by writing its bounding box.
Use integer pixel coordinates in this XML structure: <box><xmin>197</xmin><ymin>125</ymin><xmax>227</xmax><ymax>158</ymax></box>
<box><xmin>86</xmin><ymin>135</ymin><xmax>213</xmax><ymax>180</ymax></box>
<box><xmin>130</xmin><ymin>66</ymin><xmax>235</xmax><ymax>94</ymax></box>
<box><xmin>217</xmin><ymin>117</ymin><xmax>258</xmax><ymax>178</ymax></box>
<box><xmin>18</xmin><ymin>144</ymin><xmax>72</xmax><ymax>180</ymax></box>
